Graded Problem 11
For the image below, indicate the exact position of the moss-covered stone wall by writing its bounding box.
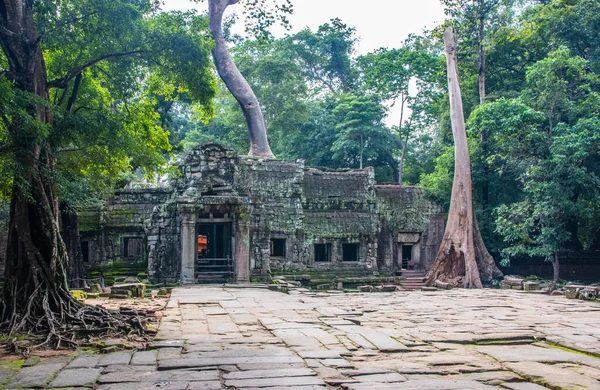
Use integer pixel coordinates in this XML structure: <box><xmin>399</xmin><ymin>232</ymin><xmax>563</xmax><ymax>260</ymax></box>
<box><xmin>80</xmin><ymin>144</ymin><xmax>444</xmax><ymax>284</ymax></box>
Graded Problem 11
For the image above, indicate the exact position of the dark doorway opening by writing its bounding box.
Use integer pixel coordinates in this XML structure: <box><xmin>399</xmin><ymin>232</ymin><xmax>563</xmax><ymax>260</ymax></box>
<box><xmin>196</xmin><ymin>222</ymin><xmax>233</xmax><ymax>283</ymax></box>
<box><xmin>402</xmin><ymin>245</ymin><xmax>413</xmax><ymax>269</ymax></box>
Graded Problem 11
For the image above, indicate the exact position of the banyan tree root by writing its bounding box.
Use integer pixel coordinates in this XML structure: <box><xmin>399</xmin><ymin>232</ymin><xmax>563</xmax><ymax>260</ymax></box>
<box><xmin>1</xmin><ymin>286</ymin><xmax>150</xmax><ymax>351</ymax></box>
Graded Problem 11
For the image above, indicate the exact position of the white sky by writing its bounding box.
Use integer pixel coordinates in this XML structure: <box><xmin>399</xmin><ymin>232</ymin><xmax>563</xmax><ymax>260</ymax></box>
<box><xmin>162</xmin><ymin>0</ymin><xmax>446</xmax><ymax>54</ymax></box>
<box><xmin>161</xmin><ymin>0</ymin><xmax>447</xmax><ymax>125</ymax></box>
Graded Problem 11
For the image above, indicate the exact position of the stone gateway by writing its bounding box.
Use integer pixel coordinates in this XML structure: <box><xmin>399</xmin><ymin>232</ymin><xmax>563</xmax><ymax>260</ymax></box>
<box><xmin>78</xmin><ymin>144</ymin><xmax>444</xmax><ymax>285</ymax></box>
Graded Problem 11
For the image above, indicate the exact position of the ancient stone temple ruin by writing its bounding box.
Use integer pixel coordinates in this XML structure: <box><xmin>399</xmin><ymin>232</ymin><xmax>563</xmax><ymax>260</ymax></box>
<box><xmin>78</xmin><ymin>144</ymin><xmax>444</xmax><ymax>285</ymax></box>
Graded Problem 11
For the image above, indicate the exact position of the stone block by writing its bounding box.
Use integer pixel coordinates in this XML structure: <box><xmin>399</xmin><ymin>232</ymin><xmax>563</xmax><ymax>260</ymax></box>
<box><xmin>523</xmin><ymin>281</ymin><xmax>540</xmax><ymax>291</ymax></box>
<box><xmin>359</xmin><ymin>286</ymin><xmax>373</xmax><ymax>292</ymax></box>
<box><xmin>579</xmin><ymin>287</ymin><xmax>598</xmax><ymax>301</ymax></box>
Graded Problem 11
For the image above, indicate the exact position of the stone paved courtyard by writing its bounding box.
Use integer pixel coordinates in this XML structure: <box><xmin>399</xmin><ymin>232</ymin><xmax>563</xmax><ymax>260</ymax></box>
<box><xmin>2</xmin><ymin>286</ymin><xmax>600</xmax><ymax>389</ymax></box>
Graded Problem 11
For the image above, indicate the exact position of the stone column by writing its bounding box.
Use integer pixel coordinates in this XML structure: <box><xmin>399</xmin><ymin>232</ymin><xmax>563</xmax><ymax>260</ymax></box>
<box><xmin>235</xmin><ymin>212</ymin><xmax>250</xmax><ymax>283</ymax></box>
<box><xmin>181</xmin><ymin>213</ymin><xmax>197</xmax><ymax>284</ymax></box>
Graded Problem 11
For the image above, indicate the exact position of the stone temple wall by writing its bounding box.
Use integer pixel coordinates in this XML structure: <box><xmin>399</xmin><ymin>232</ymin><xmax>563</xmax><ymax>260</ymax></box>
<box><xmin>79</xmin><ymin>144</ymin><xmax>445</xmax><ymax>284</ymax></box>
<box><xmin>79</xmin><ymin>188</ymin><xmax>172</xmax><ymax>282</ymax></box>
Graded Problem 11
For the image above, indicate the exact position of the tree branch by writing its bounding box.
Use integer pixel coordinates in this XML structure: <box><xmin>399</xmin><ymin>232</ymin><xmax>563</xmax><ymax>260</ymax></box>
<box><xmin>47</xmin><ymin>50</ymin><xmax>147</xmax><ymax>89</ymax></box>
<box><xmin>37</xmin><ymin>11</ymin><xmax>101</xmax><ymax>42</ymax></box>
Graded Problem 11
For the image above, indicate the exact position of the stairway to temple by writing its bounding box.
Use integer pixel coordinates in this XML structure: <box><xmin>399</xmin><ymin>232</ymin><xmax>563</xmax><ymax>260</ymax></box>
<box><xmin>195</xmin><ymin>258</ymin><xmax>234</xmax><ymax>284</ymax></box>
<box><xmin>399</xmin><ymin>269</ymin><xmax>427</xmax><ymax>290</ymax></box>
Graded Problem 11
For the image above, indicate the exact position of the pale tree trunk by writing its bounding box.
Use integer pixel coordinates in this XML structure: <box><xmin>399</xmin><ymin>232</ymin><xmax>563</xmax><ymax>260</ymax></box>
<box><xmin>208</xmin><ymin>0</ymin><xmax>274</xmax><ymax>158</ymax></box>
<box><xmin>359</xmin><ymin>134</ymin><xmax>363</xmax><ymax>169</ymax></box>
<box><xmin>474</xmin><ymin>216</ymin><xmax>503</xmax><ymax>281</ymax></box>
<box><xmin>397</xmin><ymin>94</ymin><xmax>408</xmax><ymax>185</ymax></box>
<box><xmin>478</xmin><ymin>16</ymin><xmax>486</xmax><ymax>106</ymax></box>
<box><xmin>550</xmin><ymin>253</ymin><xmax>560</xmax><ymax>291</ymax></box>
<box><xmin>398</xmin><ymin>136</ymin><xmax>408</xmax><ymax>184</ymax></box>
<box><xmin>426</xmin><ymin>27</ymin><xmax>482</xmax><ymax>289</ymax></box>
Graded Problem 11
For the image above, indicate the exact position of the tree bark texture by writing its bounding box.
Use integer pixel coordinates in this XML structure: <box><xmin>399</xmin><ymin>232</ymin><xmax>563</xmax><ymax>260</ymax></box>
<box><xmin>0</xmin><ymin>0</ymin><xmax>133</xmax><ymax>342</ymax></box>
<box><xmin>426</xmin><ymin>28</ymin><xmax>482</xmax><ymax>289</ymax></box>
<box><xmin>208</xmin><ymin>0</ymin><xmax>275</xmax><ymax>158</ymax></box>
<box><xmin>1</xmin><ymin>0</ymin><xmax>75</xmax><ymax>333</ymax></box>
<box><xmin>473</xmin><ymin>215</ymin><xmax>503</xmax><ymax>281</ymax></box>
<box><xmin>551</xmin><ymin>252</ymin><xmax>560</xmax><ymax>290</ymax></box>
<box><xmin>61</xmin><ymin>203</ymin><xmax>85</xmax><ymax>289</ymax></box>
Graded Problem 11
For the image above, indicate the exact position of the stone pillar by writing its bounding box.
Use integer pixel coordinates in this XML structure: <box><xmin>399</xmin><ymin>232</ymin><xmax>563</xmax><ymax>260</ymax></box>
<box><xmin>235</xmin><ymin>212</ymin><xmax>250</xmax><ymax>283</ymax></box>
<box><xmin>181</xmin><ymin>213</ymin><xmax>197</xmax><ymax>284</ymax></box>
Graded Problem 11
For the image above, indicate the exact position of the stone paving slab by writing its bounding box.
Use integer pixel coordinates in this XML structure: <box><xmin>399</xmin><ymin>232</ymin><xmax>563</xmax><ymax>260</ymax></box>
<box><xmin>48</xmin><ymin>367</ymin><xmax>102</xmax><ymax>388</ymax></box>
<box><xmin>7</xmin><ymin>286</ymin><xmax>600</xmax><ymax>389</ymax></box>
<box><xmin>97</xmin><ymin>381</ymin><xmax>222</xmax><ymax>390</ymax></box>
<box><xmin>223</xmin><ymin>368</ymin><xmax>316</xmax><ymax>380</ymax></box>
<box><xmin>97</xmin><ymin>351</ymin><xmax>131</xmax><ymax>366</ymax></box>
<box><xmin>159</xmin><ymin>355</ymin><xmax>304</xmax><ymax>370</ymax></box>
<box><xmin>99</xmin><ymin>367</ymin><xmax>219</xmax><ymax>383</ymax></box>
<box><xmin>505</xmin><ymin>361</ymin><xmax>600</xmax><ymax>389</ymax></box>
<box><xmin>67</xmin><ymin>354</ymin><xmax>102</xmax><ymax>368</ymax></box>
<box><xmin>225</xmin><ymin>375</ymin><xmax>326</xmax><ymax>388</ymax></box>
<box><xmin>4</xmin><ymin>362</ymin><xmax>67</xmax><ymax>388</ymax></box>
<box><xmin>475</xmin><ymin>344</ymin><xmax>600</xmax><ymax>368</ymax></box>
<box><xmin>131</xmin><ymin>350</ymin><xmax>157</xmax><ymax>365</ymax></box>
<box><xmin>342</xmin><ymin>380</ymin><xmax>500</xmax><ymax>389</ymax></box>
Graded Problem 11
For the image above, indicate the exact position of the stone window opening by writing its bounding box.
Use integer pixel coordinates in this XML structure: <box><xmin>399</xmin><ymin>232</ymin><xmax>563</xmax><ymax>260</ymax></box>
<box><xmin>81</xmin><ymin>241</ymin><xmax>90</xmax><ymax>263</ymax></box>
<box><xmin>270</xmin><ymin>239</ymin><xmax>286</xmax><ymax>258</ymax></box>
<box><xmin>123</xmin><ymin>237</ymin><xmax>143</xmax><ymax>258</ymax></box>
<box><xmin>314</xmin><ymin>243</ymin><xmax>332</xmax><ymax>263</ymax></box>
<box><xmin>342</xmin><ymin>243</ymin><xmax>359</xmax><ymax>262</ymax></box>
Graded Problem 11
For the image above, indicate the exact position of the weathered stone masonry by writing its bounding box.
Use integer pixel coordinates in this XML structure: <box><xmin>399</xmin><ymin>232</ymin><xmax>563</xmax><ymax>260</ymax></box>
<box><xmin>79</xmin><ymin>144</ymin><xmax>445</xmax><ymax>284</ymax></box>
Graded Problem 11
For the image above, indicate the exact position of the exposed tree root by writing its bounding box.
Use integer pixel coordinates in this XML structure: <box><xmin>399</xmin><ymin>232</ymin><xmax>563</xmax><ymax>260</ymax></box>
<box><xmin>1</xmin><ymin>287</ymin><xmax>152</xmax><ymax>352</ymax></box>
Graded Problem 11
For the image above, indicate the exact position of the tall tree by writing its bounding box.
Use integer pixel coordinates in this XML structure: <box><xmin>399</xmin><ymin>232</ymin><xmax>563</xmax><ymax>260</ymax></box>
<box><xmin>286</xmin><ymin>18</ymin><xmax>358</xmax><ymax>94</ymax></box>
<box><xmin>0</xmin><ymin>0</ymin><xmax>215</xmax><ymax>342</ymax></box>
<box><xmin>331</xmin><ymin>94</ymin><xmax>397</xmax><ymax>171</ymax></box>
<box><xmin>359</xmin><ymin>38</ymin><xmax>443</xmax><ymax>184</ymax></box>
<box><xmin>426</xmin><ymin>28</ymin><xmax>501</xmax><ymax>288</ymax></box>
<box><xmin>206</xmin><ymin>0</ymin><xmax>292</xmax><ymax>157</ymax></box>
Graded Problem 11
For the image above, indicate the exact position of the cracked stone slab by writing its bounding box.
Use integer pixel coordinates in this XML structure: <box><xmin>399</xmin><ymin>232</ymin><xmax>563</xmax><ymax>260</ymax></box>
<box><xmin>131</xmin><ymin>350</ymin><xmax>157</xmax><ymax>365</ymax></box>
<box><xmin>67</xmin><ymin>354</ymin><xmax>102</xmax><ymax>369</ymax></box>
<box><xmin>149</xmin><ymin>340</ymin><xmax>185</xmax><ymax>349</ymax></box>
<box><xmin>501</xmin><ymin>383</ymin><xmax>549</xmax><ymax>390</ymax></box>
<box><xmin>342</xmin><ymin>379</ymin><xmax>499</xmax><ymax>389</ymax></box>
<box><xmin>98</xmin><ymin>351</ymin><xmax>132</xmax><ymax>366</ymax></box>
<box><xmin>159</xmin><ymin>355</ymin><xmax>303</xmax><ymax>370</ymax></box>
<box><xmin>359</xmin><ymin>333</ymin><xmax>409</xmax><ymax>352</ymax></box>
<box><xmin>505</xmin><ymin>361</ymin><xmax>600</xmax><ymax>389</ymax></box>
<box><xmin>48</xmin><ymin>367</ymin><xmax>102</xmax><ymax>388</ymax></box>
<box><xmin>99</xmin><ymin>367</ymin><xmax>219</xmax><ymax>383</ymax></box>
<box><xmin>223</xmin><ymin>368</ymin><xmax>316</xmax><ymax>380</ymax></box>
<box><xmin>98</xmin><ymin>381</ymin><xmax>223</xmax><ymax>390</ymax></box>
<box><xmin>225</xmin><ymin>375</ymin><xmax>326</xmax><ymax>388</ymax></box>
<box><xmin>475</xmin><ymin>344</ymin><xmax>600</xmax><ymax>368</ymax></box>
<box><xmin>348</xmin><ymin>372</ymin><xmax>407</xmax><ymax>383</ymax></box>
<box><xmin>4</xmin><ymin>363</ymin><xmax>67</xmax><ymax>388</ymax></box>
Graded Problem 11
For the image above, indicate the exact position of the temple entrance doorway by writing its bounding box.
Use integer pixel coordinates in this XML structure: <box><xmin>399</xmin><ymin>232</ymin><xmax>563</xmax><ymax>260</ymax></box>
<box><xmin>195</xmin><ymin>219</ymin><xmax>233</xmax><ymax>283</ymax></box>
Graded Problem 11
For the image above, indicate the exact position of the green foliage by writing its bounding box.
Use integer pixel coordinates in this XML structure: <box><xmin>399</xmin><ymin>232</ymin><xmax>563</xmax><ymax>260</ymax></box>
<box><xmin>285</xmin><ymin>18</ymin><xmax>358</xmax><ymax>94</ymax></box>
<box><xmin>1</xmin><ymin>0</ymin><xmax>217</xmax><ymax>207</ymax></box>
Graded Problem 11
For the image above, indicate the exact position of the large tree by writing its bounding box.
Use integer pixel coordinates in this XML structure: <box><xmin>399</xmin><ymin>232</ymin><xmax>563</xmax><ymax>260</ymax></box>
<box><xmin>0</xmin><ymin>0</ymin><xmax>215</xmax><ymax>343</ymax></box>
<box><xmin>359</xmin><ymin>38</ymin><xmax>443</xmax><ymax>184</ymax></box>
<box><xmin>426</xmin><ymin>28</ymin><xmax>502</xmax><ymax>288</ymax></box>
<box><xmin>206</xmin><ymin>0</ymin><xmax>292</xmax><ymax>158</ymax></box>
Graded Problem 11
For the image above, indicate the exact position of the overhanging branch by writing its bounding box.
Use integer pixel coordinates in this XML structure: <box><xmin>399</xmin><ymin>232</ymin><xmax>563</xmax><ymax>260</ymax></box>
<box><xmin>47</xmin><ymin>50</ymin><xmax>147</xmax><ymax>89</ymax></box>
